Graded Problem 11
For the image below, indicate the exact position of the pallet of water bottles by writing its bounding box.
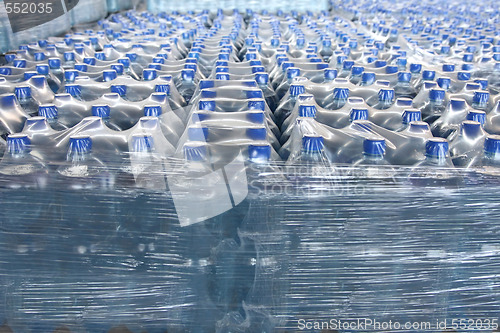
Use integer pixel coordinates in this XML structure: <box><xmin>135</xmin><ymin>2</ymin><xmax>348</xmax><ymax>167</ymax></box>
<box><xmin>0</xmin><ymin>2</ymin><xmax>499</xmax><ymax>332</ymax></box>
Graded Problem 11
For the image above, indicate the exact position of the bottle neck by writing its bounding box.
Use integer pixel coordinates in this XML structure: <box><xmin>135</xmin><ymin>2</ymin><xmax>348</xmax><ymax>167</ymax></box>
<box><xmin>68</xmin><ymin>151</ymin><xmax>90</xmax><ymax>163</ymax></box>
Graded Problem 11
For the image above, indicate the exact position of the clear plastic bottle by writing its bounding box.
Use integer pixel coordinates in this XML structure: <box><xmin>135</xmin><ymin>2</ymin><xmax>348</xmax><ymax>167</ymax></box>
<box><xmin>394</xmin><ymin>72</ymin><xmax>417</xmax><ymax>99</ymax></box>
<box><xmin>420</xmin><ymin>89</ymin><xmax>446</xmax><ymax>123</ymax></box>
<box><xmin>14</xmin><ymin>86</ymin><xmax>39</xmax><ymax>116</ymax></box>
<box><xmin>38</xmin><ymin>104</ymin><xmax>68</xmax><ymax>131</ymax></box>
<box><xmin>354</xmin><ymin>137</ymin><xmax>390</xmax><ymax>166</ymax></box>
<box><xmin>91</xmin><ymin>104</ymin><xmax>122</xmax><ymax>131</ymax></box>
<box><xmin>297</xmin><ymin>135</ymin><xmax>329</xmax><ymax>164</ymax></box>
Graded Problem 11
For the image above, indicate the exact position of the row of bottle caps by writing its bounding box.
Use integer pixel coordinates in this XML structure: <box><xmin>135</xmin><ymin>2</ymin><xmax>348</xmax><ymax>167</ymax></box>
<box><xmin>0</xmin><ymin>9</ymin><xmax>499</xmax><ymax>172</ymax></box>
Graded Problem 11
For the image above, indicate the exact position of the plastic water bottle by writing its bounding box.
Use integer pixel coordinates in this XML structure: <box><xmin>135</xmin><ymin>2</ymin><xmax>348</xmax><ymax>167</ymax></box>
<box><xmin>55</xmin><ymin>135</ymin><xmax>116</xmax><ymax>273</ymax></box>
<box><xmin>354</xmin><ymin>137</ymin><xmax>390</xmax><ymax>166</ymax></box>
<box><xmin>418</xmin><ymin>138</ymin><xmax>453</xmax><ymax>167</ymax></box>
<box><xmin>14</xmin><ymin>86</ymin><xmax>39</xmax><ymax>116</ymax></box>
<box><xmin>296</xmin><ymin>135</ymin><xmax>329</xmax><ymax>164</ymax></box>
<box><xmin>38</xmin><ymin>104</ymin><xmax>68</xmax><ymax>131</ymax></box>
<box><xmin>91</xmin><ymin>104</ymin><xmax>123</xmax><ymax>131</ymax></box>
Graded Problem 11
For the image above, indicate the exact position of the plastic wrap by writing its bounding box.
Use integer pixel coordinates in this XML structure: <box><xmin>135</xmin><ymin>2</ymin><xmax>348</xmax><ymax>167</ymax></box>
<box><xmin>1</xmin><ymin>2</ymin><xmax>500</xmax><ymax>332</ymax></box>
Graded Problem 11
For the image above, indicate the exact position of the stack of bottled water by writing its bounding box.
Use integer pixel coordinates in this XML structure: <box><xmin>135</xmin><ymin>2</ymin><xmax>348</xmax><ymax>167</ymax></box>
<box><xmin>0</xmin><ymin>0</ymin><xmax>499</xmax><ymax>331</ymax></box>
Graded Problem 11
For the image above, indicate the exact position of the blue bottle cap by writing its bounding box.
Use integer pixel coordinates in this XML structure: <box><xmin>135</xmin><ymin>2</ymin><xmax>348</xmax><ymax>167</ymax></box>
<box><xmin>131</xmin><ymin>134</ymin><xmax>154</xmax><ymax>153</ymax></box>
<box><xmin>110</xmin><ymin>64</ymin><xmax>124</xmax><ymax>75</ymax></box>
<box><xmin>336</xmin><ymin>55</ymin><xmax>347</xmax><ymax>64</ymax></box>
<box><xmin>0</xmin><ymin>67</ymin><xmax>12</xmax><ymax>75</ymax></box>
<box><xmin>398</xmin><ymin>72</ymin><xmax>411</xmax><ymax>82</ymax></box>
<box><xmin>248</xmin><ymin>144</ymin><xmax>271</xmax><ymax>162</ymax></box>
<box><xmin>461</xmin><ymin>120</ymin><xmax>482</xmax><ymax>137</ymax></box>
<box><xmin>290</xmin><ymin>84</ymin><xmax>306</xmax><ymax>97</ymax></box>
<box><xmin>247</xmin><ymin>101</ymin><xmax>266</xmax><ymax>111</ymax></box>
<box><xmin>7</xmin><ymin>134</ymin><xmax>31</xmax><ymax>154</ymax></box>
<box><xmin>201</xmin><ymin>90</ymin><xmax>217</xmax><ymax>99</ymax></box>
<box><xmin>246</xmin><ymin>127</ymin><xmax>267</xmax><ymax>140</ymax></box>
<box><xmin>215</xmin><ymin>60</ymin><xmax>228</xmax><ymax>67</ymax></box>
<box><xmin>5</xmin><ymin>53</ymin><xmax>16</xmax><ymax>63</ymax></box>
<box><xmin>216</xmin><ymin>67</ymin><xmax>229</xmax><ymax>73</ymax></box>
<box><xmin>410</xmin><ymin>63</ymin><xmax>422</xmax><ymax>73</ymax></box>
<box><xmin>302</xmin><ymin>135</ymin><xmax>324</xmax><ymax>152</ymax></box>
<box><xmin>363</xmin><ymin>137</ymin><xmax>386</xmax><ymax>156</ymax></box>
<box><xmin>466</xmin><ymin>110</ymin><xmax>486</xmax><ymax>125</ymax></box>
<box><xmin>216</xmin><ymin>73</ymin><xmax>230</xmax><ymax>80</ymax></box>
<box><xmin>463</xmin><ymin>53</ymin><xmax>474</xmax><ymax>62</ymax></box>
<box><xmin>422</xmin><ymin>70</ymin><xmax>435</xmax><ymax>80</ymax></box>
<box><xmin>425</xmin><ymin>138</ymin><xmax>449</xmax><ymax>158</ymax></box>
<box><xmin>281</xmin><ymin>62</ymin><xmax>294</xmax><ymax>71</ymax></box>
<box><xmin>385</xmin><ymin>65</ymin><xmax>398</xmax><ymax>74</ymax></box>
<box><xmin>374</xmin><ymin>60</ymin><xmax>386</xmax><ymax>68</ymax></box>
<box><xmin>69</xmin><ymin>135</ymin><xmax>92</xmax><ymax>154</ymax></box>
<box><xmin>402</xmin><ymin>109</ymin><xmax>421</xmax><ymax>124</ymax></box>
<box><xmin>343</xmin><ymin>60</ymin><xmax>354</xmax><ymax>70</ymax></box>
<box><xmin>192</xmin><ymin>112</ymin><xmax>210</xmax><ymax>122</ymax></box>
<box><xmin>436</xmin><ymin>77</ymin><xmax>451</xmax><ymax>90</ymax></box>
<box><xmin>396</xmin><ymin>57</ymin><xmax>407</xmax><ymax>67</ymax></box>
<box><xmin>143</xmin><ymin>69</ymin><xmax>157</xmax><ymax>81</ymax></box>
<box><xmin>13</xmin><ymin>59</ymin><xmax>25</xmax><ymax>68</ymax></box>
<box><xmin>484</xmin><ymin>135</ymin><xmax>500</xmax><ymax>155</ymax></box>
<box><xmin>299</xmin><ymin>104</ymin><xmax>317</xmax><ymax>117</ymax></box>
<box><xmin>450</xmin><ymin>99</ymin><xmax>466</xmax><ymax>110</ymax></box>
<box><xmin>148</xmin><ymin>63</ymin><xmax>162</xmax><ymax>70</ymax></box>
<box><xmin>74</xmin><ymin>64</ymin><xmax>88</xmax><ymax>72</ymax></box>
<box><xmin>474</xmin><ymin>79</ymin><xmax>488</xmax><ymax>90</ymax></box>
<box><xmin>350</xmin><ymin>108</ymin><xmax>369</xmax><ymax>122</ymax></box>
<box><xmin>245</xmin><ymin>53</ymin><xmax>257</xmax><ymax>61</ymax></box>
<box><xmin>250</xmin><ymin>60</ymin><xmax>262</xmax><ymax>66</ymax></box>
<box><xmin>64</xmin><ymin>52</ymin><xmax>75</xmax><ymax>62</ymax></box>
<box><xmin>351</xmin><ymin>66</ymin><xmax>364</xmax><ymax>76</ymax></box>
<box><xmin>14</xmin><ymin>86</ymin><xmax>31</xmax><ymax>99</ymax></box>
<box><xmin>103</xmin><ymin>70</ymin><xmax>117</xmax><ymax>82</ymax></box>
<box><xmin>199</xmin><ymin>79</ymin><xmax>216</xmax><ymax>90</ymax></box>
<box><xmin>247</xmin><ymin>111</ymin><xmax>265</xmax><ymax>124</ymax></box>
<box><xmin>107</xmin><ymin>83</ymin><xmax>126</xmax><ymax>96</ymax></box>
<box><xmin>184</xmin><ymin>143</ymin><xmax>207</xmax><ymax>161</ymax></box>
<box><xmin>83</xmin><ymin>57</ymin><xmax>96</xmax><ymax>65</ymax></box>
<box><xmin>34</xmin><ymin>52</ymin><xmax>45</xmax><ymax>61</ymax></box>
<box><xmin>332</xmin><ymin>87</ymin><xmax>349</xmax><ymax>100</ymax></box>
<box><xmin>65</xmin><ymin>84</ymin><xmax>81</xmax><ymax>97</ymax></box>
<box><xmin>287</xmin><ymin>67</ymin><xmax>300</xmax><ymax>79</ymax></box>
<box><xmin>38</xmin><ymin>104</ymin><xmax>58</xmax><ymax>119</ymax></box>
<box><xmin>255</xmin><ymin>73</ymin><xmax>269</xmax><ymax>85</ymax></box>
<box><xmin>154</xmin><ymin>83</ymin><xmax>170</xmax><ymax>95</ymax></box>
<box><xmin>442</xmin><ymin>64</ymin><xmax>455</xmax><ymax>72</ymax></box>
<box><xmin>473</xmin><ymin>91</ymin><xmax>489</xmax><ymax>105</ymax></box>
<box><xmin>408</xmin><ymin>121</ymin><xmax>430</xmax><ymax>132</ymax></box>
<box><xmin>218</xmin><ymin>53</ymin><xmax>230</xmax><ymax>60</ymax></box>
<box><xmin>361</xmin><ymin>72</ymin><xmax>376</xmax><ymax>85</ymax></box>
<box><xmin>188</xmin><ymin>127</ymin><xmax>209</xmax><ymax>141</ymax></box>
<box><xmin>48</xmin><ymin>58</ymin><xmax>61</xmax><ymax>69</ymax></box>
<box><xmin>199</xmin><ymin>100</ymin><xmax>216</xmax><ymax>111</ymax></box>
<box><xmin>144</xmin><ymin>105</ymin><xmax>162</xmax><ymax>117</ymax></box>
<box><xmin>92</xmin><ymin>104</ymin><xmax>111</xmax><ymax>119</ymax></box>
<box><xmin>378</xmin><ymin>89</ymin><xmax>394</xmax><ymax>102</ymax></box>
<box><xmin>457</xmin><ymin>72</ymin><xmax>471</xmax><ymax>81</ymax></box>
<box><xmin>429</xmin><ymin>89</ymin><xmax>445</xmax><ymax>102</ymax></box>
<box><xmin>95</xmin><ymin>52</ymin><xmax>106</xmax><ymax>60</ymax></box>
<box><xmin>182</xmin><ymin>69</ymin><xmax>195</xmax><ymax>81</ymax></box>
<box><xmin>246</xmin><ymin>90</ymin><xmax>263</xmax><ymax>99</ymax></box>
<box><xmin>152</xmin><ymin>57</ymin><xmax>165</xmax><ymax>64</ymax></box>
